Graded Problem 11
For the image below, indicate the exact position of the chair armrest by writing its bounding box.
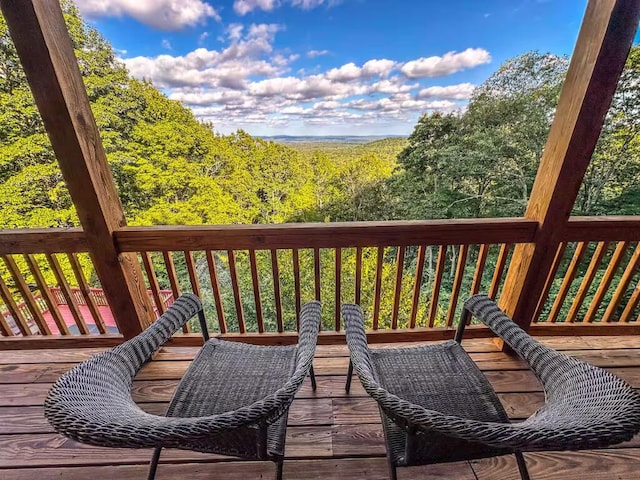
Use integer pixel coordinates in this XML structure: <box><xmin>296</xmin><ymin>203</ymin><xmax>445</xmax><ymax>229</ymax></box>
<box><xmin>462</xmin><ymin>294</ymin><xmax>561</xmax><ymax>372</ymax></box>
<box><xmin>44</xmin><ymin>298</ymin><xmax>321</xmax><ymax>449</ymax></box>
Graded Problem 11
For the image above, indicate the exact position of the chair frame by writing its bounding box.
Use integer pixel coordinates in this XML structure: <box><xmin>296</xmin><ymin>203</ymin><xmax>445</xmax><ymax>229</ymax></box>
<box><xmin>45</xmin><ymin>294</ymin><xmax>321</xmax><ymax>480</ymax></box>
<box><xmin>344</xmin><ymin>294</ymin><xmax>640</xmax><ymax>480</ymax></box>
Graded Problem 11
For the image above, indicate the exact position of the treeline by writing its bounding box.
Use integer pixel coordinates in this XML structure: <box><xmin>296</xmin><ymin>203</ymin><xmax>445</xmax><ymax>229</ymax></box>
<box><xmin>1</xmin><ymin>2</ymin><xmax>640</xmax><ymax>330</ymax></box>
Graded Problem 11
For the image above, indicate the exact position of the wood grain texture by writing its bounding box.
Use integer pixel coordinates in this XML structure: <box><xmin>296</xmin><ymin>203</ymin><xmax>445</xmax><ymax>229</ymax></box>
<box><xmin>249</xmin><ymin>250</ymin><xmax>265</xmax><ymax>333</ymax></box>
<box><xmin>533</xmin><ymin>242</ymin><xmax>566</xmax><ymax>323</ymax></box>
<box><xmin>583</xmin><ymin>241</ymin><xmax>629</xmax><ymax>322</ymax></box>
<box><xmin>115</xmin><ymin>218</ymin><xmax>537</xmax><ymax>252</ymax></box>
<box><xmin>428</xmin><ymin>245</ymin><xmax>447</xmax><ymax>327</ymax></box>
<box><xmin>547</xmin><ymin>242</ymin><xmax>588</xmax><ymax>323</ymax></box>
<box><xmin>141</xmin><ymin>252</ymin><xmax>165</xmax><ymax>315</ymax></box>
<box><xmin>67</xmin><ymin>253</ymin><xmax>106</xmax><ymax>334</ymax></box>
<box><xmin>446</xmin><ymin>245</ymin><xmax>469</xmax><ymax>327</ymax></box>
<box><xmin>409</xmin><ymin>245</ymin><xmax>427</xmax><ymax>329</ymax></box>
<box><xmin>0</xmin><ymin>274</ymin><xmax>30</xmax><ymax>336</ymax></box>
<box><xmin>498</xmin><ymin>0</ymin><xmax>640</xmax><ymax>331</ymax></box>
<box><xmin>46</xmin><ymin>254</ymin><xmax>90</xmax><ymax>335</ymax></box>
<box><xmin>184</xmin><ymin>251</ymin><xmax>202</xmax><ymax>298</ymax></box>
<box><xmin>602</xmin><ymin>243</ymin><xmax>640</xmax><ymax>322</ymax></box>
<box><xmin>2</xmin><ymin>332</ymin><xmax>640</xmax><ymax>478</ymax></box>
<box><xmin>271</xmin><ymin>249</ymin><xmax>284</xmax><ymax>333</ymax></box>
<box><xmin>2</xmin><ymin>255</ymin><xmax>49</xmax><ymax>335</ymax></box>
<box><xmin>205</xmin><ymin>251</ymin><xmax>226</xmax><ymax>333</ymax></box>
<box><xmin>372</xmin><ymin>247</ymin><xmax>384</xmax><ymax>330</ymax></box>
<box><xmin>391</xmin><ymin>247</ymin><xmax>405</xmax><ymax>330</ymax></box>
<box><xmin>0</xmin><ymin>228</ymin><xmax>88</xmax><ymax>255</ymax></box>
<box><xmin>488</xmin><ymin>243</ymin><xmax>511</xmax><ymax>299</ymax></box>
<box><xmin>566</xmin><ymin>242</ymin><xmax>610</xmax><ymax>322</ymax></box>
<box><xmin>0</xmin><ymin>0</ymin><xmax>154</xmax><ymax>338</ymax></box>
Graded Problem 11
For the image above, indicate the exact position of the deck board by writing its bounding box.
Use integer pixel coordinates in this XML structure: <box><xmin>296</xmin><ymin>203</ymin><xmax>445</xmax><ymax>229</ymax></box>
<box><xmin>0</xmin><ymin>336</ymin><xmax>639</xmax><ymax>479</ymax></box>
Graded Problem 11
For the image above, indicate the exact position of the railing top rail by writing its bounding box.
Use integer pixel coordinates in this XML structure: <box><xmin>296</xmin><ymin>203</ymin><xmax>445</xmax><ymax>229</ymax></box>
<box><xmin>4</xmin><ymin>216</ymin><xmax>640</xmax><ymax>256</ymax></box>
<box><xmin>114</xmin><ymin>218</ymin><xmax>538</xmax><ymax>251</ymax></box>
<box><xmin>0</xmin><ymin>228</ymin><xmax>87</xmax><ymax>255</ymax></box>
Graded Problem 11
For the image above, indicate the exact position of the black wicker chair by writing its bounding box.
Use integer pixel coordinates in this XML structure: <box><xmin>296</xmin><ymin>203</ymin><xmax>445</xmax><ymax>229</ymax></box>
<box><xmin>45</xmin><ymin>294</ymin><xmax>321</xmax><ymax>480</ymax></box>
<box><xmin>343</xmin><ymin>294</ymin><xmax>640</xmax><ymax>480</ymax></box>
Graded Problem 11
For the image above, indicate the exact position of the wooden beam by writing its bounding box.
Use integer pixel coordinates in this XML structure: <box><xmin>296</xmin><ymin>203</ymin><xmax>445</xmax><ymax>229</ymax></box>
<box><xmin>0</xmin><ymin>0</ymin><xmax>154</xmax><ymax>338</ymax></box>
<box><xmin>0</xmin><ymin>228</ymin><xmax>87</xmax><ymax>255</ymax></box>
<box><xmin>499</xmin><ymin>0</ymin><xmax>640</xmax><ymax>334</ymax></box>
<box><xmin>115</xmin><ymin>218</ymin><xmax>537</xmax><ymax>252</ymax></box>
<box><xmin>564</xmin><ymin>216</ymin><xmax>640</xmax><ymax>242</ymax></box>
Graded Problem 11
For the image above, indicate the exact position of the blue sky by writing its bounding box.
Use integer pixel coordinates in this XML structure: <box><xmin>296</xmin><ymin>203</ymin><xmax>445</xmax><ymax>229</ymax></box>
<box><xmin>74</xmin><ymin>1</ymin><xmax>603</xmax><ymax>136</ymax></box>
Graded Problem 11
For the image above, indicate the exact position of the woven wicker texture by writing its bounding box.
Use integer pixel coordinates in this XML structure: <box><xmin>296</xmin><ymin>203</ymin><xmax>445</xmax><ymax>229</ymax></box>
<box><xmin>44</xmin><ymin>294</ymin><xmax>321</xmax><ymax>463</ymax></box>
<box><xmin>344</xmin><ymin>294</ymin><xmax>640</xmax><ymax>462</ymax></box>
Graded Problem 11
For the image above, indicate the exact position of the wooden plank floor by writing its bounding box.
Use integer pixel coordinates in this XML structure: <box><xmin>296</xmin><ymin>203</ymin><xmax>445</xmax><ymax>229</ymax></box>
<box><xmin>1</xmin><ymin>335</ymin><xmax>640</xmax><ymax>479</ymax></box>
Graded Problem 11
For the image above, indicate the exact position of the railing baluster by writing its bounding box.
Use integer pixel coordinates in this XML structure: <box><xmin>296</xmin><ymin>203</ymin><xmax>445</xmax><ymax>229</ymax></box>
<box><xmin>2</xmin><ymin>254</ymin><xmax>50</xmax><ymax>335</ymax></box>
<box><xmin>227</xmin><ymin>250</ymin><xmax>245</xmax><ymax>333</ymax></box>
<box><xmin>0</xmin><ymin>274</ymin><xmax>29</xmax><ymax>335</ymax></box>
<box><xmin>372</xmin><ymin>246</ymin><xmax>384</xmax><ymax>330</ymax></box>
<box><xmin>162</xmin><ymin>251</ymin><xmax>181</xmax><ymax>298</ymax></box>
<box><xmin>488</xmin><ymin>243</ymin><xmax>511</xmax><ymax>299</ymax></box>
<box><xmin>67</xmin><ymin>253</ymin><xmax>106</xmax><ymax>334</ymax></box>
<box><xmin>292</xmin><ymin>249</ymin><xmax>301</xmax><ymax>328</ymax></box>
<box><xmin>409</xmin><ymin>245</ymin><xmax>427</xmax><ymax>329</ymax></box>
<box><xmin>205</xmin><ymin>251</ymin><xmax>227</xmax><ymax>333</ymax></box>
<box><xmin>184</xmin><ymin>251</ymin><xmax>202</xmax><ymax>297</ymax></box>
<box><xmin>249</xmin><ymin>250</ymin><xmax>264</xmax><ymax>333</ymax></box>
<box><xmin>313</xmin><ymin>247</ymin><xmax>321</xmax><ymax>302</ymax></box>
<box><xmin>271</xmin><ymin>249</ymin><xmax>283</xmax><ymax>333</ymax></box>
<box><xmin>620</xmin><ymin>276</ymin><xmax>640</xmax><ymax>323</ymax></box>
<box><xmin>583</xmin><ymin>241</ymin><xmax>629</xmax><ymax>323</ymax></box>
<box><xmin>163</xmin><ymin>251</ymin><xmax>188</xmax><ymax>332</ymax></box>
<box><xmin>141</xmin><ymin>252</ymin><xmax>165</xmax><ymax>315</ymax></box>
<box><xmin>566</xmin><ymin>242</ymin><xmax>609</xmax><ymax>322</ymax></box>
<box><xmin>335</xmin><ymin>247</ymin><xmax>341</xmax><ymax>331</ymax></box>
<box><xmin>391</xmin><ymin>247</ymin><xmax>405</xmax><ymax>330</ymax></box>
<box><xmin>355</xmin><ymin>246</ymin><xmax>362</xmax><ymax>305</ymax></box>
<box><xmin>428</xmin><ymin>246</ymin><xmax>446</xmax><ymax>327</ymax></box>
<box><xmin>547</xmin><ymin>242</ymin><xmax>588</xmax><ymax>323</ymax></box>
<box><xmin>46</xmin><ymin>253</ymin><xmax>89</xmax><ymax>335</ymax></box>
<box><xmin>533</xmin><ymin>243</ymin><xmax>567</xmax><ymax>323</ymax></box>
<box><xmin>0</xmin><ymin>300</ymin><xmax>14</xmax><ymax>336</ymax></box>
<box><xmin>602</xmin><ymin>243</ymin><xmax>640</xmax><ymax>322</ymax></box>
<box><xmin>470</xmin><ymin>244</ymin><xmax>489</xmax><ymax>296</ymax></box>
<box><xmin>25</xmin><ymin>254</ymin><xmax>68</xmax><ymax>335</ymax></box>
<box><xmin>446</xmin><ymin>245</ymin><xmax>469</xmax><ymax>327</ymax></box>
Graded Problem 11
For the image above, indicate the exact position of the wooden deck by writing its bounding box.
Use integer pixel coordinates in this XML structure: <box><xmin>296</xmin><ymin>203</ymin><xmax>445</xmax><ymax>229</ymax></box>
<box><xmin>1</xmin><ymin>336</ymin><xmax>640</xmax><ymax>479</ymax></box>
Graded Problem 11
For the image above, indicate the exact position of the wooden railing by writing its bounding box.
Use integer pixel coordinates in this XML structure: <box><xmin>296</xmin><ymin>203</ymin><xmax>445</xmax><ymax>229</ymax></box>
<box><xmin>2</xmin><ymin>216</ymin><xmax>640</xmax><ymax>348</ymax></box>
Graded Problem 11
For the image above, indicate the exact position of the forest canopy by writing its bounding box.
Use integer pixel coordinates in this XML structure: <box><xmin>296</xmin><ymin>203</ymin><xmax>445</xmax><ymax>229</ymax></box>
<box><xmin>1</xmin><ymin>3</ymin><xmax>639</xmax><ymax>331</ymax></box>
<box><xmin>2</xmin><ymin>3</ymin><xmax>639</xmax><ymax>229</ymax></box>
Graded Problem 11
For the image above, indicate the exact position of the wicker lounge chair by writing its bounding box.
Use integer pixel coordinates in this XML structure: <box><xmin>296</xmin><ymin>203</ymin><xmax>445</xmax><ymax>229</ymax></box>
<box><xmin>45</xmin><ymin>294</ymin><xmax>321</xmax><ymax>480</ymax></box>
<box><xmin>343</xmin><ymin>294</ymin><xmax>640</xmax><ymax>480</ymax></box>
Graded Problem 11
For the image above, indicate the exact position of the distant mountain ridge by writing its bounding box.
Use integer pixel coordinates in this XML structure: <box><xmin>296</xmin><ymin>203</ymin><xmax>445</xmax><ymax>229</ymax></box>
<box><xmin>261</xmin><ymin>135</ymin><xmax>407</xmax><ymax>144</ymax></box>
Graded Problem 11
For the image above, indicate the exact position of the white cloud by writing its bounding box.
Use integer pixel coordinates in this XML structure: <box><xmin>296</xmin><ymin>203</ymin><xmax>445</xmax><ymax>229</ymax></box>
<box><xmin>416</xmin><ymin>82</ymin><xmax>476</xmax><ymax>100</ymax></box>
<box><xmin>307</xmin><ymin>49</ymin><xmax>329</xmax><ymax>58</ymax></box>
<box><xmin>401</xmin><ymin>48</ymin><xmax>491</xmax><ymax>78</ymax></box>
<box><xmin>198</xmin><ymin>32</ymin><xmax>209</xmax><ymax>45</ymax></box>
<box><xmin>161</xmin><ymin>39</ymin><xmax>172</xmax><ymax>50</ymax></box>
<box><xmin>122</xmin><ymin>28</ymin><xmax>481</xmax><ymax>135</ymax></box>
<box><xmin>234</xmin><ymin>0</ymin><xmax>340</xmax><ymax>15</ymax></box>
<box><xmin>75</xmin><ymin>0</ymin><xmax>220</xmax><ymax>30</ymax></box>
<box><xmin>234</xmin><ymin>0</ymin><xmax>279</xmax><ymax>15</ymax></box>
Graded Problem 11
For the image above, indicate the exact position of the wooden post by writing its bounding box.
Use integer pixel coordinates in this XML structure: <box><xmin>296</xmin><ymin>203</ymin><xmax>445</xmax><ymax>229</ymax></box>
<box><xmin>498</xmin><ymin>0</ymin><xmax>640</xmax><ymax>344</ymax></box>
<box><xmin>0</xmin><ymin>0</ymin><xmax>154</xmax><ymax>338</ymax></box>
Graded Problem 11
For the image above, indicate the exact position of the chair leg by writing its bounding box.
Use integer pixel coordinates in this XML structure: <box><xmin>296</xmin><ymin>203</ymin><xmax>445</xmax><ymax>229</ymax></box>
<box><xmin>386</xmin><ymin>452</ymin><xmax>398</xmax><ymax>480</ymax></box>
<box><xmin>310</xmin><ymin>364</ymin><xmax>317</xmax><ymax>391</ymax></box>
<box><xmin>345</xmin><ymin>359</ymin><xmax>353</xmax><ymax>393</ymax></box>
<box><xmin>147</xmin><ymin>446</ymin><xmax>162</xmax><ymax>480</ymax></box>
<box><xmin>515</xmin><ymin>451</ymin><xmax>530</xmax><ymax>480</ymax></box>
<box><xmin>275</xmin><ymin>459</ymin><xmax>284</xmax><ymax>480</ymax></box>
